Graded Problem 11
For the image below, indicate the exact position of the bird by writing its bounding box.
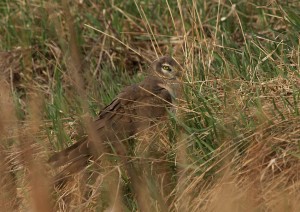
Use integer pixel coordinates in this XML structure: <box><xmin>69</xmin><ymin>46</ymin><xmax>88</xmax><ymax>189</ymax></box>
<box><xmin>48</xmin><ymin>55</ymin><xmax>182</xmax><ymax>188</ymax></box>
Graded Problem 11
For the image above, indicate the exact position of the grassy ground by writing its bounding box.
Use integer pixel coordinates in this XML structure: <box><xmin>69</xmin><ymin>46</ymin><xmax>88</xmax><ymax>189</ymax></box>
<box><xmin>1</xmin><ymin>0</ymin><xmax>300</xmax><ymax>211</ymax></box>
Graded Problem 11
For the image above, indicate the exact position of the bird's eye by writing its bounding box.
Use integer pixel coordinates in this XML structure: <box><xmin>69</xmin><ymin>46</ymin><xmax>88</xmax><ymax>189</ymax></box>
<box><xmin>162</xmin><ymin>65</ymin><xmax>171</xmax><ymax>72</ymax></box>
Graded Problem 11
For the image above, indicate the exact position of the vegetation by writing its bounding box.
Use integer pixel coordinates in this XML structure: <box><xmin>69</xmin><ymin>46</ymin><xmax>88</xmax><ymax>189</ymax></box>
<box><xmin>0</xmin><ymin>0</ymin><xmax>299</xmax><ymax>211</ymax></box>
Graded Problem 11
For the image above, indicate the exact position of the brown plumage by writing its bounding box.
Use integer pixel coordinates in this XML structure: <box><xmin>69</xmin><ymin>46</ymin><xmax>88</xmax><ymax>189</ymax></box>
<box><xmin>48</xmin><ymin>55</ymin><xmax>182</xmax><ymax>187</ymax></box>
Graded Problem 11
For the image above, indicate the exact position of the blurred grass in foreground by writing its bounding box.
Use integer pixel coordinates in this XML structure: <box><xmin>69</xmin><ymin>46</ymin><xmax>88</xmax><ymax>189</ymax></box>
<box><xmin>0</xmin><ymin>0</ymin><xmax>300</xmax><ymax>211</ymax></box>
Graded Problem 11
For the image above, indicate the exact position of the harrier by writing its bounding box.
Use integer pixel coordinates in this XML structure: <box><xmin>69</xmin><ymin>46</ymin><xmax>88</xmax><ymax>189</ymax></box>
<box><xmin>49</xmin><ymin>55</ymin><xmax>182</xmax><ymax>189</ymax></box>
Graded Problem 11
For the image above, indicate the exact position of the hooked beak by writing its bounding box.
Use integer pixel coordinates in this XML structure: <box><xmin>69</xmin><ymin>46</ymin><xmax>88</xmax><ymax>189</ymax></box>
<box><xmin>174</xmin><ymin>67</ymin><xmax>184</xmax><ymax>80</ymax></box>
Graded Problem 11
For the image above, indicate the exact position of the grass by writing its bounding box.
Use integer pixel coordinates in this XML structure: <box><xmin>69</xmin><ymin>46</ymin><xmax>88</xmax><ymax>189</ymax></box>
<box><xmin>0</xmin><ymin>0</ymin><xmax>300</xmax><ymax>211</ymax></box>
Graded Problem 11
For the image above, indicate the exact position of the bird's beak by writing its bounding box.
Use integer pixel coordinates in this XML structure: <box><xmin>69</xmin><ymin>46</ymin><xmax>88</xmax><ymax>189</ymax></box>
<box><xmin>175</xmin><ymin>69</ymin><xmax>183</xmax><ymax>79</ymax></box>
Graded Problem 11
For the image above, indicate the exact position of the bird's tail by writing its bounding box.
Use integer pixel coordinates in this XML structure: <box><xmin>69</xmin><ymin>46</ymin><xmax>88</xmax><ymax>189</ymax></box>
<box><xmin>48</xmin><ymin>139</ymin><xmax>91</xmax><ymax>188</ymax></box>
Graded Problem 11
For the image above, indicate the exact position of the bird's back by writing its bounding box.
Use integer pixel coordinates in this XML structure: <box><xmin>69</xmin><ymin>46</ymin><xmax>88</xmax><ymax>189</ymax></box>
<box><xmin>48</xmin><ymin>56</ymin><xmax>181</xmax><ymax>187</ymax></box>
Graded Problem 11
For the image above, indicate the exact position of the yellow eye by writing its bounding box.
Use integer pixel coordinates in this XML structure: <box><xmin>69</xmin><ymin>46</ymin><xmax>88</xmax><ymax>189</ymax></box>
<box><xmin>162</xmin><ymin>65</ymin><xmax>171</xmax><ymax>71</ymax></box>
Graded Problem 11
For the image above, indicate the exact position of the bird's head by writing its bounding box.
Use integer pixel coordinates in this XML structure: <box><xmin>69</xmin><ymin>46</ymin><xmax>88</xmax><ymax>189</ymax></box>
<box><xmin>150</xmin><ymin>55</ymin><xmax>182</xmax><ymax>80</ymax></box>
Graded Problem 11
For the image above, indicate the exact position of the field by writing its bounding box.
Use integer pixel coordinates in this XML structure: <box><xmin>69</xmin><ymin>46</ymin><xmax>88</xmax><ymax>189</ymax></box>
<box><xmin>1</xmin><ymin>0</ymin><xmax>300</xmax><ymax>211</ymax></box>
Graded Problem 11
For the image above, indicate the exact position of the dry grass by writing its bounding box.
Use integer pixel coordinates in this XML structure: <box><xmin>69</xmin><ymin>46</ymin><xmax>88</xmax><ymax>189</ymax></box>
<box><xmin>0</xmin><ymin>0</ymin><xmax>300</xmax><ymax>211</ymax></box>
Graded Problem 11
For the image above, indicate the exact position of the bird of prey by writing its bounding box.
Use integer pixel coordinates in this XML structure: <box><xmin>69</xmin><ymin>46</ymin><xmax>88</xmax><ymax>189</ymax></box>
<box><xmin>48</xmin><ymin>55</ymin><xmax>182</xmax><ymax>187</ymax></box>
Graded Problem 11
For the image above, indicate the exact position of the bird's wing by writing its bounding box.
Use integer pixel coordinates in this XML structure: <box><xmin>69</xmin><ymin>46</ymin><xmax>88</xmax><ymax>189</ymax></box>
<box><xmin>48</xmin><ymin>76</ymin><xmax>174</xmax><ymax>187</ymax></box>
<box><xmin>94</xmin><ymin>84</ymin><xmax>140</xmax><ymax>130</ymax></box>
<box><xmin>94</xmin><ymin>76</ymin><xmax>173</xmax><ymax>131</ymax></box>
<box><xmin>48</xmin><ymin>138</ymin><xmax>89</xmax><ymax>166</ymax></box>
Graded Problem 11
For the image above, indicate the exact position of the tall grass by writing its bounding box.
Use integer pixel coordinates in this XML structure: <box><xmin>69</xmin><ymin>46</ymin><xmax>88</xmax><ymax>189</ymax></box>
<box><xmin>0</xmin><ymin>0</ymin><xmax>300</xmax><ymax>211</ymax></box>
